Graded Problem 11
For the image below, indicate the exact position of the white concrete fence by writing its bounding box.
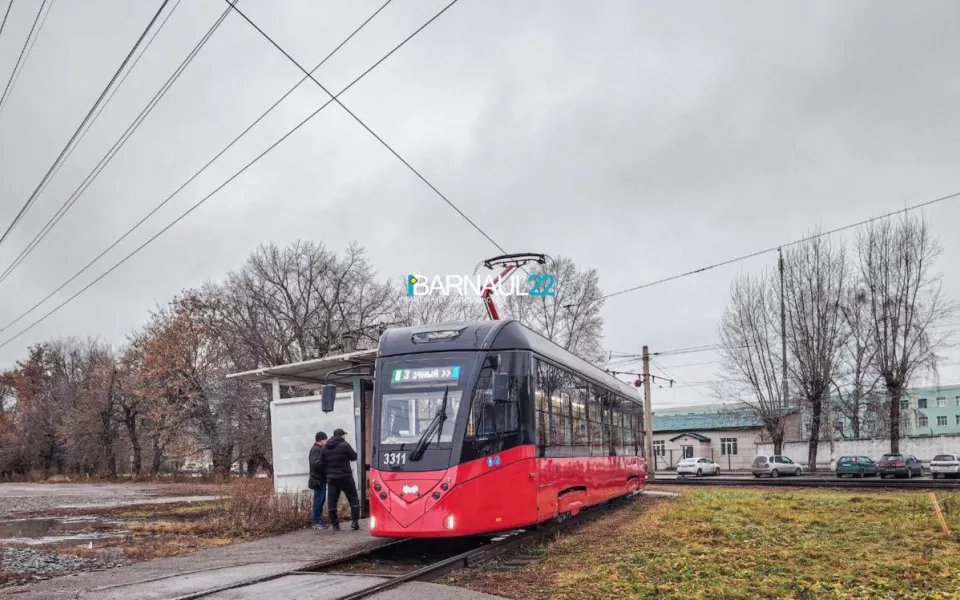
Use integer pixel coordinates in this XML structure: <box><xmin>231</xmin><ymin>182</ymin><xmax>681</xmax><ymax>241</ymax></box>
<box><xmin>755</xmin><ymin>435</ymin><xmax>960</xmax><ymax>470</ymax></box>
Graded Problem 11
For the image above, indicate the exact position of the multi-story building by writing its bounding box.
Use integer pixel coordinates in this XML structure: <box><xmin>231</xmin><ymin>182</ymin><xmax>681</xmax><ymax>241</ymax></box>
<box><xmin>903</xmin><ymin>384</ymin><xmax>960</xmax><ymax>436</ymax></box>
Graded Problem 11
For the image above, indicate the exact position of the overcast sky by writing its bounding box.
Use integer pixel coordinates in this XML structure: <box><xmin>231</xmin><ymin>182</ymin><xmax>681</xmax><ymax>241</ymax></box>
<box><xmin>0</xmin><ymin>0</ymin><xmax>958</xmax><ymax>409</ymax></box>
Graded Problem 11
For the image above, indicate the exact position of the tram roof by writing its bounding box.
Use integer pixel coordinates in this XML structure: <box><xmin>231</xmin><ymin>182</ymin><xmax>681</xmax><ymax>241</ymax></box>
<box><xmin>226</xmin><ymin>348</ymin><xmax>377</xmax><ymax>390</ymax></box>
<box><xmin>378</xmin><ymin>319</ymin><xmax>641</xmax><ymax>401</ymax></box>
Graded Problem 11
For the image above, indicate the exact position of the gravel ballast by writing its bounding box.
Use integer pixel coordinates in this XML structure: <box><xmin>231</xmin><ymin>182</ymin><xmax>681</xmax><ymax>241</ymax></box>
<box><xmin>2</xmin><ymin>547</ymin><xmax>129</xmax><ymax>582</ymax></box>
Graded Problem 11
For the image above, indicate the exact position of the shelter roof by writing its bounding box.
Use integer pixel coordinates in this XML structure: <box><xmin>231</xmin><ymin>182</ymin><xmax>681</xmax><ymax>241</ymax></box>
<box><xmin>226</xmin><ymin>348</ymin><xmax>377</xmax><ymax>390</ymax></box>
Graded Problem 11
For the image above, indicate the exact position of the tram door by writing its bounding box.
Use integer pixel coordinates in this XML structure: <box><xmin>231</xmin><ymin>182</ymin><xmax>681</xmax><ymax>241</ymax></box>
<box><xmin>362</xmin><ymin>384</ymin><xmax>373</xmax><ymax>517</ymax></box>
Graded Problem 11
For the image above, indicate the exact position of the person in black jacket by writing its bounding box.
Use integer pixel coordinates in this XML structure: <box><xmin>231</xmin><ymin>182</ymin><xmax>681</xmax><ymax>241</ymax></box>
<box><xmin>308</xmin><ymin>431</ymin><xmax>328</xmax><ymax>529</ymax></box>
<box><xmin>320</xmin><ymin>428</ymin><xmax>360</xmax><ymax>530</ymax></box>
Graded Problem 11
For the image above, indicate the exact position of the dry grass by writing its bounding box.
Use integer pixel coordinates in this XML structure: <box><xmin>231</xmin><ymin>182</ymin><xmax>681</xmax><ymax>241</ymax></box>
<box><xmin>444</xmin><ymin>489</ymin><xmax>960</xmax><ymax>599</ymax></box>
<box><xmin>207</xmin><ymin>478</ymin><xmax>312</xmax><ymax>538</ymax></box>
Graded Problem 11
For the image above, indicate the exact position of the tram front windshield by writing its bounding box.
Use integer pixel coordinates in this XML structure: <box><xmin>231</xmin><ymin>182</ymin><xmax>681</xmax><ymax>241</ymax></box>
<box><xmin>380</xmin><ymin>389</ymin><xmax>462</xmax><ymax>445</ymax></box>
<box><xmin>379</xmin><ymin>361</ymin><xmax>468</xmax><ymax>445</ymax></box>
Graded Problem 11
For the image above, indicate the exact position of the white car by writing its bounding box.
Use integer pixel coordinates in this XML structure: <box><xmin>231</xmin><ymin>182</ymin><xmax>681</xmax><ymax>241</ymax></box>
<box><xmin>676</xmin><ymin>457</ymin><xmax>720</xmax><ymax>477</ymax></box>
<box><xmin>931</xmin><ymin>454</ymin><xmax>960</xmax><ymax>479</ymax></box>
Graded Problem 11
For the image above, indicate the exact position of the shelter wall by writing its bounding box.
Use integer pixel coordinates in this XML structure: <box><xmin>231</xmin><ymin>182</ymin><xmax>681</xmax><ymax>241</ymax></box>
<box><xmin>270</xmin><ymin>391</ymin><xmax>358</xmax><ymax>495</ymax></box>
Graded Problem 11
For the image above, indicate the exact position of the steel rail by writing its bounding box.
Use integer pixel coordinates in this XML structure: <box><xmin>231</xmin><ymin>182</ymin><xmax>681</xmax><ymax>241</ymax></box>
<box><xmin>174</xmin><ymin>491</ymin><xmax>642</xmax><ymax>599</ymax></box>
<box><xmin>333</xmin><ymin>491</ymin><xmax>640</xmax><ymax>600</ymax></box>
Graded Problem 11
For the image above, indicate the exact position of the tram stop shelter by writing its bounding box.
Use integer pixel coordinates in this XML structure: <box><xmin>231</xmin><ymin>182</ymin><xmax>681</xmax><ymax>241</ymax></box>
<box><xmin>226</xmin><ymin>349</ymin><xmax>377</xmax><ymax>518</ymax></box>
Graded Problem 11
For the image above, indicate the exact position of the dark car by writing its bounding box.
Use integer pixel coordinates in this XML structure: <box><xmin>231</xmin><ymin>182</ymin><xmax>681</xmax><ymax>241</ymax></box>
<box><xmin>836</xmin><ymin>456</ymin><xmax>879</xmax><ymax>478</ymax></box>
<box><xmin>878</xmin><ymin>453</ymin><xmax>923</xmax><ymax>479</ymax></box>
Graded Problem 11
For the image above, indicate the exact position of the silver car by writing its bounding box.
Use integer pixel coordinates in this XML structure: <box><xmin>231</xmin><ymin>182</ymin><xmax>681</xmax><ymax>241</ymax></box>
<box><xmin>751</xmin><ymin>455</ymin><xmax>803</xmax><ymax>478</ymax></box>
<box><xmin>676</xmin><ymin>457</ymin><xmax>720</xmax><ymax>477</ymax></box>
<box><xmin>931</xmin><ymin>454</ymin><xmax>960</xmax><ymax>479</ymax></box>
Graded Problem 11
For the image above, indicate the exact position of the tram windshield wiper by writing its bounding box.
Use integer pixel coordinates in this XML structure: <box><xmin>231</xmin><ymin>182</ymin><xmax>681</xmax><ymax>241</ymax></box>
<box><xmin>409</xmin><ymin>386</ymin><xmax>449</xmax><ymax>462</ymax></box>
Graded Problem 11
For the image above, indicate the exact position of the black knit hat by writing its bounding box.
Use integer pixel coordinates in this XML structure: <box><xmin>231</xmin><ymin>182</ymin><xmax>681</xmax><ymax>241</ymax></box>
<box><xmin>333</xmin><ymin>428</ymin><xmax>346</xmax><ymax>437</ymax></box>
<box><xmin>315</xmin><ymin>431</ymin><xmax>328</xmax><ymax>442</ymax></box>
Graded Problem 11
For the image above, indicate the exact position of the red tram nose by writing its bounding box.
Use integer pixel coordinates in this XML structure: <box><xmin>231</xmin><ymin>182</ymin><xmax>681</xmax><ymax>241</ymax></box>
<box><xmin>372</xmin><ymin>471</ymin><xmax>455</xmax><ymax>528</ymax></box>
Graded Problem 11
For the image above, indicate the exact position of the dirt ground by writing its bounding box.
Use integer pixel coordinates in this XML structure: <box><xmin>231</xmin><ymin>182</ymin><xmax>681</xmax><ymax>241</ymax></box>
<box><xmin>0</xmin><ymin>482</ymin><xmax>220</xmax><ymax>518</ymax></box>
<box><xmin>0</xmin><ymin>480</ymin><xmax>320</xmax><ymax>589</ymax></box>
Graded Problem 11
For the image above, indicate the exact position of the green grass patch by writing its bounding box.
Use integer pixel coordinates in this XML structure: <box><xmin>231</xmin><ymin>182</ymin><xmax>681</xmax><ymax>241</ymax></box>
<box><xmin>447</xmin><ymin>490</ymin><xmax>960</xmax><ymax>599</ymax></box>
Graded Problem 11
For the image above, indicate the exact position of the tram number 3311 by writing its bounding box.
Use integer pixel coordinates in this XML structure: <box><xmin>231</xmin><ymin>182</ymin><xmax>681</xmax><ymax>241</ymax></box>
<box><xmin>383</xmin><ymin>452</ymin><xmax>407</xmax><ymax>466</ymax></box>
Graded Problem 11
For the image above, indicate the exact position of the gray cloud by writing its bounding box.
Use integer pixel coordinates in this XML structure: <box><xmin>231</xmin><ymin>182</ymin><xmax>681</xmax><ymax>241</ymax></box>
<box><xmin>0</xmin><ymin>0</ymin><xmax>958</xmax><ymax>409</ymax></box>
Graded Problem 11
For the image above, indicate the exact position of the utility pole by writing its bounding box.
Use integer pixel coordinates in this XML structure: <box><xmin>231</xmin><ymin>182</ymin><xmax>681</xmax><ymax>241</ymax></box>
<box><xmin>642</xmin><ymin>345</ymin><xmax>654</xmax><ymax>481</ymax></box>
<box><xmin>778</xmin><ymin>248</ymin><xmax>789</xmax><ymax>454</ymax></box>
<box><xmin>826</xmin><ymin>388</ymin><xmax>835</xmax><ymax>470</ymax></box>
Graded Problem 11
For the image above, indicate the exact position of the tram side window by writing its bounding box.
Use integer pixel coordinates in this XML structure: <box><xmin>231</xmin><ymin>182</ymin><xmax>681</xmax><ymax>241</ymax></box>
<box><xmin>551</xmin><ymin>370</ymin><xmax>572</xmax><ymax>448</ymax></box>
<box><xmin>625</xmin><ymin>411</ymin><xmax>638</xmax><ymax>456</ymax></box>
<box><xmin>568</xmin><ymin>379</ymin><xmax>590</xmax><ymax>456</ymax></box>
<box><xmin>467</xmin><ymin>367</ymin><xmax>494</xmax><ymax>437</ymax></box>
<box><xmin>535</xmin><ymin>360</ymin><xmax>559</xmax><ymax>452</ymax></box>
<box><xmin>466</xmin><ymin>364</ymin><xmax>521</xmax><ymax>438</ymax></box>
<box><xmin>588</xmin><ymin>386</ymin><xmax>605</xmax><ymax>456</ymax></box>
<box><xmin>622</xmin><ymin>411</ymin><xmax>633</xmax><ymax>456</ymax></box>
<box><xmin>608</xmin><ymin>397</ymin><xmax>622</xmax><ymax>455</ymax></box>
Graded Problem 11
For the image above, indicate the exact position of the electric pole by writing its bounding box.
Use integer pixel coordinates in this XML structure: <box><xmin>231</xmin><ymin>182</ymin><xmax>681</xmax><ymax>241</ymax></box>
<box><xmin>826</xmin><ymin>388</ymin><xmax>835</xmax><ymax>470</ymax></box>
<box><xmin>642</xmin><ymin>345</ymin><xmax>654</xmax><ymax>480</ymax></box>
<box><xmin>778</xmin><ymin>248</ymin><xmax>789</xmax><ymax>454</ymax></box>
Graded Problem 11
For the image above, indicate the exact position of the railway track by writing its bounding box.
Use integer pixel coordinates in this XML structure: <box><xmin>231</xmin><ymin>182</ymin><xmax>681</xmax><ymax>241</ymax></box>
<box><xmin>172</xmin><ymin>491</ymin><xmax>642</xmax><ymax>600</ymax></box>
<box><xmin>657</xmin><ymin>476</ymin><xmax>960</xmax><ymax>490</ymax></box>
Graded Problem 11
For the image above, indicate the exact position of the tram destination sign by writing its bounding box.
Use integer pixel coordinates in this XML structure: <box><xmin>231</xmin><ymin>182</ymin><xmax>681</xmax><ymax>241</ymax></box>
<box><xmin>391</xmin><ymin>366</ymin><xmax>461</xmax><ymax>384</ymax></box>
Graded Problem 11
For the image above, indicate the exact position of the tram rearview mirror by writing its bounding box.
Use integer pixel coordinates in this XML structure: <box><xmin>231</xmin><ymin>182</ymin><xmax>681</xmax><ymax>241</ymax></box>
<box><xmin>491</xmin><ymin>372</ymin><xmax>510</xmax><ymax>402</ymax></box>
<box><xmin>321</xmin><ymin>384</ymin><xmax>337</xmax><ymax>412</ymax></box>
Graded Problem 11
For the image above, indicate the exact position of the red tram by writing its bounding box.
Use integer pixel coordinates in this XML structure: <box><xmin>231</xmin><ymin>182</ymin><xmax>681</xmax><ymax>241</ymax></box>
<box><xmin>368</xmin><ymin>319</ymin><xmax>647</xmax><ymax>538</ymax></box>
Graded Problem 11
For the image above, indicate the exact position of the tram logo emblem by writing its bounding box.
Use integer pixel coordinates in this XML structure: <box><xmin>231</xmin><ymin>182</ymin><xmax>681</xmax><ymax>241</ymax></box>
<box><xmin>401</xmin><ymin>484</ymin><xmax>419</xmax><ymax>495</ymax></box>
<box><xmin>405</xmin><ymin>273</ymin><xmax>555</xmax><ymax>297</ymax></box>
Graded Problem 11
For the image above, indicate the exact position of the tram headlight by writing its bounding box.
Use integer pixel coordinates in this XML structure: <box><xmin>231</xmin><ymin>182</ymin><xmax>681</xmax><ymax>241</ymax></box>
<box><xmin>370</xmin><ymin>516</ymin><xmax>376</xmax><ymax>530</ymax></box>
<box><xmin>374</xmin><ymin>484</ymin><xmax>381</xmax><ymax>492</ymax></box>
<box><xmin>444</xmin><ymin>514</ymin><xmax>456</xmax><ymax>531</ymax></box>
<box><xmin>433</xmin><ymin>492</ymin><xmax>441</xmax><ymax>500</ymax></box>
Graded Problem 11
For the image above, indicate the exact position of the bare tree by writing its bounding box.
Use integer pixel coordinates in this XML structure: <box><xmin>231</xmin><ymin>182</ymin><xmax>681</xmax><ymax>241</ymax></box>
<box><xmin>783</xmin><ymin>235</ymin><xmax>847</xmax><ymax>471</ymax></box>
<box><xmin>396</xmin><ymin>294</ymin><xmax>487</xmax><ymax>327</ymax></box>
<box><xmin>717</xmin><ymin>270</ymin><xmax>792</xmax><ymax>454</ymax></box>
<box><xmin>857</xmin><ymin>215</ymin><xmax>954</xmax><ymax>453</ymax></box>
<box><xmin>501</xmin><ymin>256</ymin><xmax>606</xmax><ymax>362</ymax></box>
<box><xmin>211</xmin><ymin>240</ymin><xmax>397</xmax><ymax>368</ymax></box>
<box><xmin>832</xmin><ymin>287</ymin><xmax>882</xmax><ymax>439</ymax></box>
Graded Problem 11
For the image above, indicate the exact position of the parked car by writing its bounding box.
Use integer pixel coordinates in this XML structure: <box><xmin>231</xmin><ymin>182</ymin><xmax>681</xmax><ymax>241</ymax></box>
<box><xmin>751</xmin><ymin>455</ymin><xmax>803</xmax><ymax>478</ymax></box>
<box><xmin>930</xmin><ymin>454</ymin><xmax>960</xmax><ymax>479</ymax></box>
<box><xmin>878</xmin><ymin>453</ymin><xmax>923</xmax><ymax>478</ymax></box>
<box><xmin>835</xmin><ymin>455</ymin><xmax>879</xmax><ymax>478</ymax></box>
<box><xmin>676</xmin><ymin>457</ymin><xmax>720</xmax><ymax>477</ymax></box>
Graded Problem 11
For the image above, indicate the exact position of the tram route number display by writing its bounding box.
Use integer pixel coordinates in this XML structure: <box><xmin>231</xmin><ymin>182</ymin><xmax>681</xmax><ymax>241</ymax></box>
<box><xmin>383</xmin><ymin>452</ymin><xmax>407</xmax><ymax>466</ymax></box>
<box><xmin>391</xmin><ymin>366</ymin><xmax>460</xmax><ymax>384</ymax></box>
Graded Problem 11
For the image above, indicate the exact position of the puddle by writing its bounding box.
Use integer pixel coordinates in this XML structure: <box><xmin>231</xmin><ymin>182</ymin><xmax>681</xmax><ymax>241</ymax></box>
<box><xmin>59</xmin><ymin>494</ymin><xmax>219</xmax><ymax>510</ymax></box>
<box><xmin>0</xmin><ymin>516</ymin><xmax>131</xmax><ymax>547</ymax></box>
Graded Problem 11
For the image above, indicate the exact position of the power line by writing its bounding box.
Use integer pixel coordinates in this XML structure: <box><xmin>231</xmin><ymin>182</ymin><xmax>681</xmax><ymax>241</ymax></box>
<box><xmin>0</xmin><ymin>0</ymin><xmax>224</xmax><ymax>287</ymax></box>
<box><xmin>0</xmin><ymin>0</ymin><xmax>46</xmax><ymax>114</ymax></box>
<box><xmin>651</xmin><ymin>357</ymin><xmax>714</xmax><ymax>402</ymax></box>
<box><xmin>603</xmin><ymin>189</ymin><xmax>960</xmax><ymax>300</ymax></box>
<box><xmin>0</xmin><ymin>0</ymin><xmax>54</xmax><ymax>117</ymax></box>
<box><xmin>0</xmin><ymin>0</ymin><xmax>172</xmax><ymax>251</ymax></box>
<box><xmin>0</xmin><ymin>1</ymin><xmax>14</xmax><ymax>45</ymax></box>
<box><xmin>223</xmin><ymin>0</ymin><xmax>506</xmax><ymax>255</ymax></box>
<box><xmin>0</xmin><ymin>0</ymin><xmax>458</xmax><ymax>351</ymax></box>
